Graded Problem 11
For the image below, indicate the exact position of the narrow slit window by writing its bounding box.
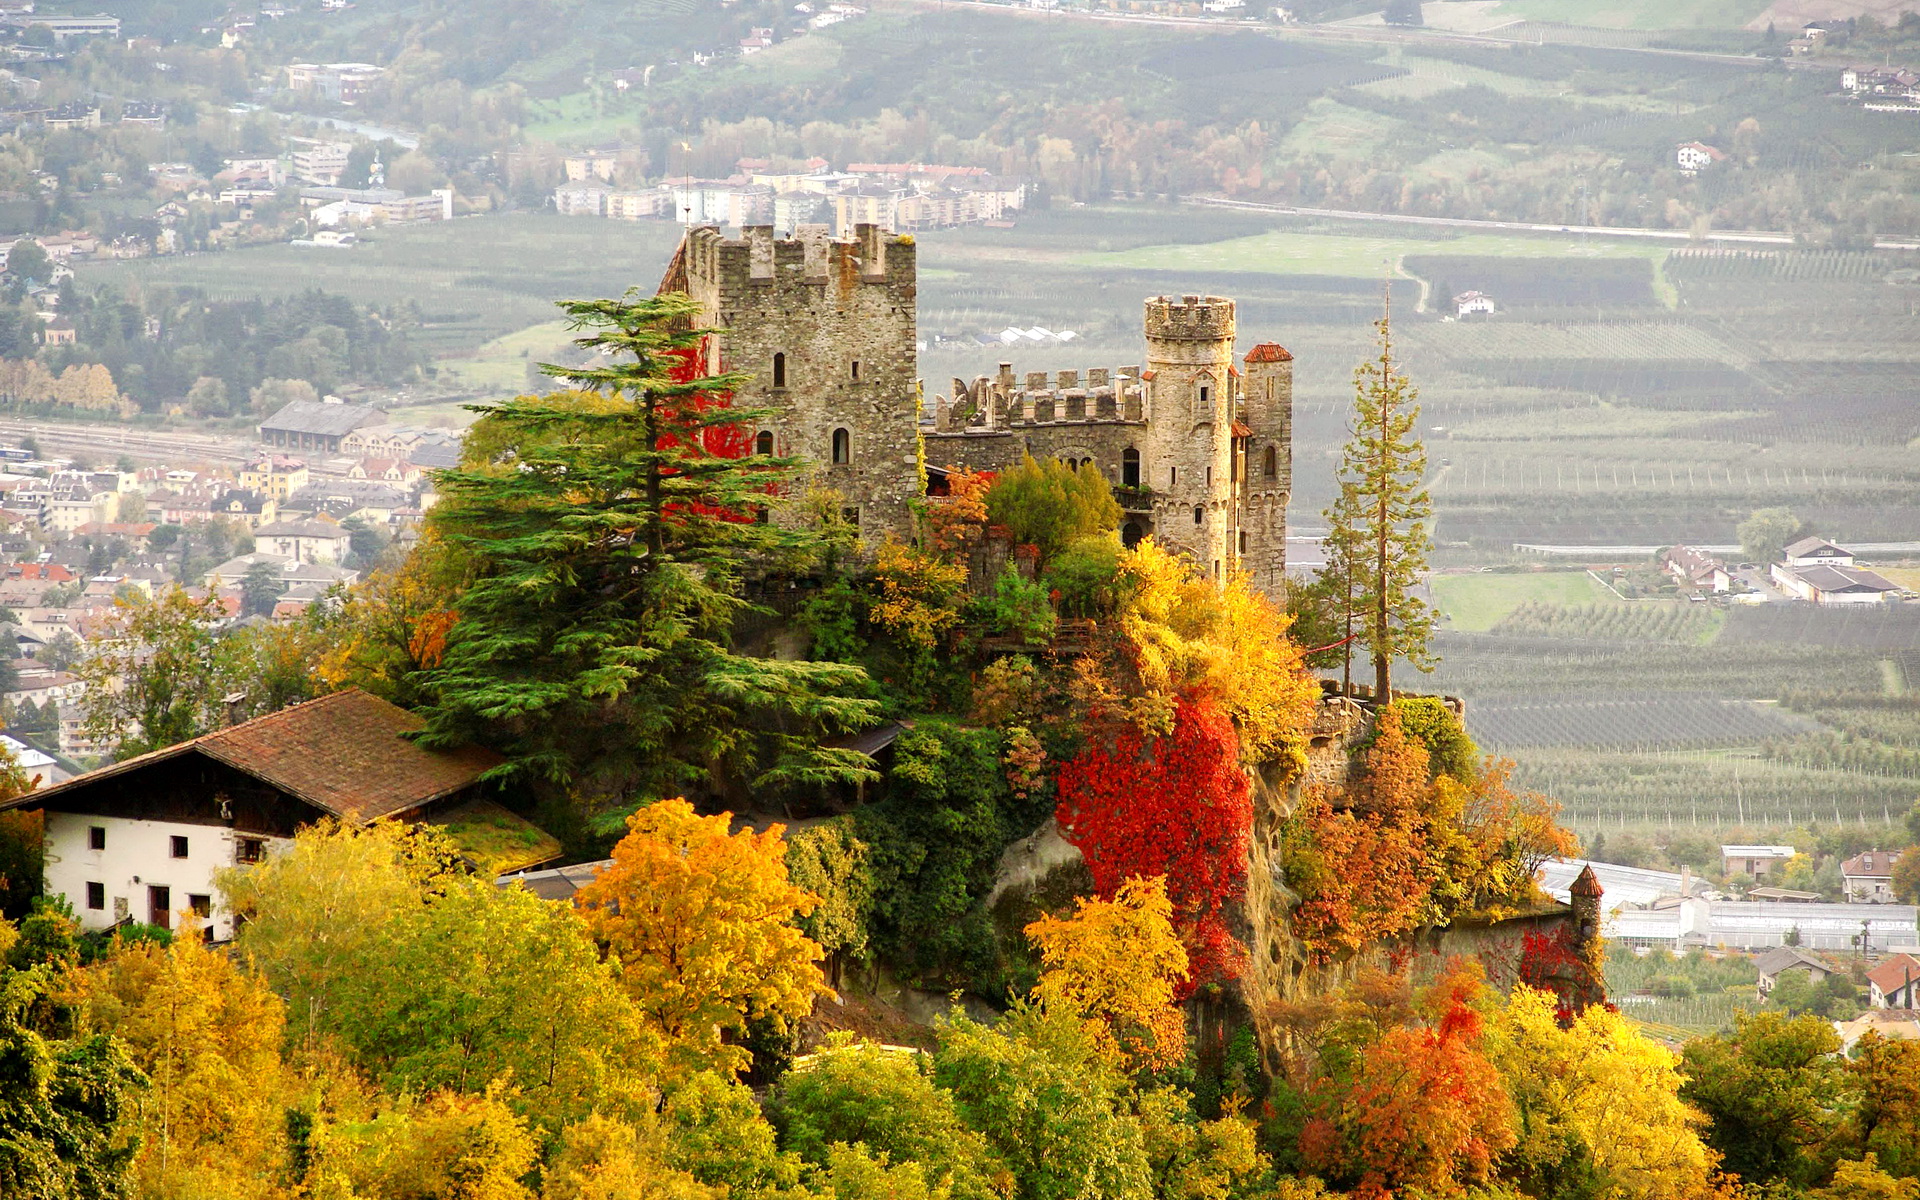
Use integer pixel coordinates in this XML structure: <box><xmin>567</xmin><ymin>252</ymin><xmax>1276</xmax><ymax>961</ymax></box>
<box><xmin>831</xmin><ymin>429</ymin><xmax>851</xmax><ymax>465</ymax></box>
<box><xmin>1193</xmin><ymin>506</ymin><xmax>1203</xmax><ymax>525</ymax></box>
<box><xmin>1264</xmin><ymin>445</ymin><xmax>1278</xmax><ymax>478</ymax></box>
<box><xmin>1199</xmin><ymin>385</ymin><xmax>1210</xmax><ymax>407</ymax></box>
<box><xmin>850</xmin><ymin>360</ymin><xmax>860</xmax><ymax>381</ymax></box>
<box><xmin>772</xmin><ymin>352</ymin><xmax>787</xmax><ymax>388</ymax></box>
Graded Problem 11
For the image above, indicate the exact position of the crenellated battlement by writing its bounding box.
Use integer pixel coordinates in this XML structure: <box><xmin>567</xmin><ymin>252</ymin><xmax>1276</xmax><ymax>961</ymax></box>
<box><xmin>1144</xmin><ymin>294</ymin><xmax>1235</xmax><ymax>342</ymax></box>
<box><xmin>931</xmin><ymin>361</ymin><xmax>1147</xmax><ymax>433</ymax></box>
<box><xmin>680</xmin><ymin>222</ymin><xmax>915</xmax><ymax>293</ymax></box>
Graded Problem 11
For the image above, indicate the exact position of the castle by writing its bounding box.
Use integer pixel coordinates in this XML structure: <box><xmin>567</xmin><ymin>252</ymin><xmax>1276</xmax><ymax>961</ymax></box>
<box><xmin>662</xmin><ymin>223</ymin><xmax>1294</xmax><ymax>596</ymax></box>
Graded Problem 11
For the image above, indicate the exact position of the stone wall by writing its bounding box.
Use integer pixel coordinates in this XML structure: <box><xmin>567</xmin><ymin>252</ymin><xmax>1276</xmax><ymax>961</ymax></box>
<box><xmin>677</xmin><ymin>223</ymin><xmax>923</xmax><ymax>538</ymax></box>
<box><xmin>925</xmin><ymin>298</ymin><xmax>1295</xmax><ymax>599</ymax></box>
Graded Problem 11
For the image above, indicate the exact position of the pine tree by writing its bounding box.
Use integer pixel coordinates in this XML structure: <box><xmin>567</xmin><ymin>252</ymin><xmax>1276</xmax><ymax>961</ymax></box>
<box><xmin>1322</xmin><ymin>302</ymin><xmax>1434</xmax><ymax>699</ymax></box>
<box><xmin>418</xmin><ymin>290</ymin><xmax>880</xmax><ymax>814</ymax></box>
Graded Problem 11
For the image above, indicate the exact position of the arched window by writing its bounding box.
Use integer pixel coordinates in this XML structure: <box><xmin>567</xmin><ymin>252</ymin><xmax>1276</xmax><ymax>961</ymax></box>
<box><xmin>754</xmin><ymin>430</ymin><xmax>774</xmax><ymax>456</ymax></box>
<box><xmin>772</xmin><ymin>352</ymin><xmax>787</xmax><ymax>388</ymax></box>
<box><xmin>1192</xmin><ymin>505</ymin><xmax>1203</xmax><ymax>525</ymax></box>
<box><xmin>1264</xmin><ymin>445</ymin><xmax>1278</xmax><ymax>478</ymax></box>
<box><xmin>1122</xmin><ymin>521</ymin><xmax>1143</xmax><ymax>548</ymax></box>
<box><xmin>831</xmin><ymin>428</ymin><xmax>850</xmax><ymax>465</ymax></box>
<box><xmin>1122</xmin><ymin>447</ymin><xmax>1140</xmax><ymax>488</ymax></box>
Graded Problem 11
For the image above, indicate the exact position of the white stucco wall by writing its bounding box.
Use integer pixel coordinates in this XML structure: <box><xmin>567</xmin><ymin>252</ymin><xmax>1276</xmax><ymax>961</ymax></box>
<box><xmin>44</xmin><ymin>812</ymin><xmax>284</xmax><ymax>940</ymax></box>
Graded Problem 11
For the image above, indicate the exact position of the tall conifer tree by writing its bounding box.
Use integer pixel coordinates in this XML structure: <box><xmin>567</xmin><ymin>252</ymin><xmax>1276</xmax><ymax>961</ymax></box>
<box><xmin>419</xmin><ymin>291</ymin><xmax>879</xmax><ymax>815</ymax></box>
<box><xmin>1322</xmin><ymin>300</ymin><xmax>1434</xmax><ymax>698</ymax></box>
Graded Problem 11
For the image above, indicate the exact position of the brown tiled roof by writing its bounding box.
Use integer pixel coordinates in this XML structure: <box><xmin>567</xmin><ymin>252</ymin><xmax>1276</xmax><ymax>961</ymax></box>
<box><xmin>4</xmin><ymin>688</ymin><xmax>501</xmax><ymax>823</ymax></box>
<box><xmin>1569</xmin><ymin>864</ymin><xmax>1604</xmax><ymax>897</ymax></box>
<box><xmin>1244</xmin><ymin>343</ymin><xmax>1293</xmax><ymax>363</ymax></box>
<box><xmin>201</xmin><ymin>690</ymin><xmax>501</xmax><ymax>821</ymax></box>
<box><xmin>1871</xmin><ymin>954</ymin><xmax>1920</xmax><ymax>996</ymax></box>
<box><xmin>1845</xmin><ymin>850</ymin><xmax>1901</xmax><ymax>878</ymax></box>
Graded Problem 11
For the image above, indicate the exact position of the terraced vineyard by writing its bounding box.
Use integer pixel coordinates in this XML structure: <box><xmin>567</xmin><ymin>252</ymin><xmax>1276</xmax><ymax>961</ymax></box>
<box><xmin>1491</xmin><ymin>601</ymin><xmax>1721</xmax><ymax>643</ymax></box>
<box><xmin>1466</xmin><ymin>694</ymin><xmax>1817</xmax><ymax>750</ymax></box>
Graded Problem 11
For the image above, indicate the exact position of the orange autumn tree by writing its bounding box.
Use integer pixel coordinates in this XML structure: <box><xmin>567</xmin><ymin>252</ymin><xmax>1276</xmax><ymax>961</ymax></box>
<box><xmin>1025</xmin><ymin>876</ymin><xmax>1190</xmax><ymax>1073</ymax></box>
<box><xmin>1282</xmin><ymin>705</ymin><xmax>1574</xmax><ymax>965</ymax></box>
<box><xmin>575</xmin><ymin>799</ymin><xmax>830</xmax><ymax>1077</ymax></box>
<box><xmin>1299</xmin><ymin>961</ymin><xmax>1517</xmax><ymax>1200</ymax></box>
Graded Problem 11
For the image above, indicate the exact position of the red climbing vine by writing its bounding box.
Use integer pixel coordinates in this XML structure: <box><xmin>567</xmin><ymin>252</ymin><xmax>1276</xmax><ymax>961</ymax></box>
<box><xmin>1055</xmin><ymin>694</ymin><xmax>1250</xmax><ymax>990</ymax></box>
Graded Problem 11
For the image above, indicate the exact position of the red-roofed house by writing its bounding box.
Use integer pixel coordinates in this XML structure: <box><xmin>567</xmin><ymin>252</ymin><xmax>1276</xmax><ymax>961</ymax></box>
<box><xmin>1677</xmin><ymin>142</ymin><xmax>1727</xmax><ymax>172</ymax></box>
<box><xmin>1</xmin><ymin>689</ymin><xmax>556</xmax><ymax>940</ymax></box>
<box><xmin>1871</xmin><ymin>954</ymin><xmax>1920</xmax><ymax>1008</ymax></box>
<box><xmin>1845</xmin><ymin>850</ymin><xmax>1903</xmax><ymax>903</ymax></box>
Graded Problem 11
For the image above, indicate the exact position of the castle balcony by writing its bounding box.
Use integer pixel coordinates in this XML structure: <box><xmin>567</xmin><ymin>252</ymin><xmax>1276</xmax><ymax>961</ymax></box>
<box><xmin>1113</xmin><ymin>485</ymin><xmax>1154</xmax><ymax>514</ymax></box>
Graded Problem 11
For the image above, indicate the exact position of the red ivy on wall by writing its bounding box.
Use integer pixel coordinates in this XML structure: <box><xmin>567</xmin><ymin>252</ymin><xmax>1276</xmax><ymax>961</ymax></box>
<box><xmin>1055</xmin><ymin>695</ymin><xmax>1251</xmax><ymax>990</ymax></box>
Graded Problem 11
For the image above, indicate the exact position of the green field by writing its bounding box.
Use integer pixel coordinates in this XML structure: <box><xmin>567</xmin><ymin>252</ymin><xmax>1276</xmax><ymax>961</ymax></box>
<box><xmin>1430</xmin><ymin>570</ymin><xmax>1615</xmax><ymax>630</ymax></box>
<box><xmin>1076</xmin><ymin>229</ymin><xmax>1671</xmax><ymax>280</ymax></box>
<box><xmin>1485</xmin><ymin>0</ymin><xmax>1772</xmax><ymax>29</ymax></box>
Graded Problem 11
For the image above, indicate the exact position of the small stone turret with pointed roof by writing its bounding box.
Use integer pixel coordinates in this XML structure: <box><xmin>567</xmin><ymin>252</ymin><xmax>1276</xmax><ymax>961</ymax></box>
<box><xmin>1569</xmin><ymin>863</ymin><xmax>1603</xmax><ymax>950</ymax></box>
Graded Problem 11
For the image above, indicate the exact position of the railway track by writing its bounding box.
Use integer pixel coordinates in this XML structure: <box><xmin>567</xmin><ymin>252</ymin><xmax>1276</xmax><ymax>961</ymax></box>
<box><xmin>0</xmin><ymin>418</ymin><xmax>257</xmax><ymax>467</ymax></box>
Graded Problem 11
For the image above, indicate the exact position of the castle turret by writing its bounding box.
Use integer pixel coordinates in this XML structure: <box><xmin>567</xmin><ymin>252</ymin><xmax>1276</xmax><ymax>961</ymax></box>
<box><xmin>669</xmin><ymin>223</ymin><xmax>921</xmax><ymax>538</ymax></box>
<box><xmin>1240</xmin><ymin>343</ymin><xmax>1293</xmax><ymax>596</ymax></box>
<box><xmin>1141</xmin><ymin>295</ymin><xmax>1237</xmax><ymax>578</ymax></box>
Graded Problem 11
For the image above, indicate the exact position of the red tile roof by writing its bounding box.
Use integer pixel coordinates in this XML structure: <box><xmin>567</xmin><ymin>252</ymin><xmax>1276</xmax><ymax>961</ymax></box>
<box><xmin>1244</xmin><ymin>343</ymin><xmax>1293</xmax><ymax>363</ymax></box>
<box><xmin>8</xmin><ymin>689</ymin><xmax>501</xmax><ymax>823</ymax></box>
<box><xmin>1871</xmin><ymin>954</ymin><xmax>1920</xmax><ymax>997</ymax></box>
<box><xmin>1845</xmin><ymin>850</ymin><xmax>1901</xmax><ymax>877</ymax></box>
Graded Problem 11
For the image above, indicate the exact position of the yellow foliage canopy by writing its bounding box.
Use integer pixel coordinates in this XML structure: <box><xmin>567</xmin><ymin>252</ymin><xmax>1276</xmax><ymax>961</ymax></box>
<box><xmin>1494</xmin><ymin>984</ymin><xmax>1718</xmax><ymax>1200</ymax></box>
<box><xmin>1026</xmin><ymin>875</ymin><xmax>1190</xmax><ymax>1073</ymax></box>
<box><xmin>1091</xmin><ymin>538</ymin><xmax>1318</xmax><ymax>766</ymax></box>
<box><xmin>575</xmin><ymin>798</ymin><xmax>830</xmax><ymax>1078</ymax></box>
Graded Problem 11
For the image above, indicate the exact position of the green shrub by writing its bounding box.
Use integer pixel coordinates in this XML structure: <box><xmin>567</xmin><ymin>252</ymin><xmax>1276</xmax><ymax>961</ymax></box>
<box><xmin>984</xmin><ymin>455</ymin><xmax>1122</xmax><ymax>565</ymax></box>
<box><xmin>1042</xmin><ymin>534</ymin><xmax>1126</xmax><ymax>619</ymax></box>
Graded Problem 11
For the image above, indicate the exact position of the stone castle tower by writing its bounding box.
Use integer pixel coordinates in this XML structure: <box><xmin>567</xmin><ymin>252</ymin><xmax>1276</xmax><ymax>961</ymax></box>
<box><xmin>660</xmin><ymin>226</ymin><xmax>1292</xmax><ymax>596</ymax></box>
<box><xmin>663</xmin><ymin>223</ymin><xmax>923</xmax><ymax>534</ymax></box>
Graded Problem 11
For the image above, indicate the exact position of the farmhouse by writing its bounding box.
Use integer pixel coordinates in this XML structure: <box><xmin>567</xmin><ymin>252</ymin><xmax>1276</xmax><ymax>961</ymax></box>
<box><xmin>1769</xmin><ymin>537</ymin><xmax>1899</xmax><ymax>604</ymax></box>
<box><xmin>1755</xmin><ymin>945</ymin><xmax>1831</xmax><ymax>996</ymax></box>
<box><xmin>1845</xmin><ymin>850</ymin><xmax>1902</xmax><ymax>903</ymax></box>
<box><xmin>1664</xmin><ymin>544</ymin><xmax>1731</xmax><ymax>592</ymax></box>
<box><xmin>1724</xmin><ymin>843</ymin><xmax>1795</xmax><ymax>877</ymax></box>
<box><xmin>1871</xmin><ymin>953</ymin><xmax>1920</xmax><ymax>1008</ymax></box>
<box><xmin>0</xmin><ymin>689</ymin><xmax>557</xmax><ymax>941</ymax></box>
<box><xmin>1676</xmin><ymin>142</ymin><xmax>1727</xmax><ymax>173</ymax></box>
<box><xmin>1453</xmin><ymin>291</ymin><xmax>1496</xmax><ymax>317</ymax></box>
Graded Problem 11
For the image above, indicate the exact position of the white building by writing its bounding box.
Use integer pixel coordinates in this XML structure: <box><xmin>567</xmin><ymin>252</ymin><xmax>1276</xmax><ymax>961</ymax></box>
<box><xmin>1676</xmin><ymin>141</ymin><xmax>1727</xmax><ymax>173</ymax></box>
<box><xmin>1845</xmin><ymin>850</ymin><xmax>1902</xmax><ymax>903</ymax></box>
<box><xmin>254</xmin><ymin>519</ymin><xmax>352</xmax><ymax>564</ymax></box>
<box><xmin>1453</xmin><ymin>291</ymin><xmax>1496</xmax><ymax>317</ymax></box>
<box><xmin>1770</xmin><ymin>539</ymin><xmax>1899</xmax><ymax>605</ymax></box>
<box><xmin>1</xmin><ymin>690</ymin><xmax>553</xmax><ymax>940</ymax></box>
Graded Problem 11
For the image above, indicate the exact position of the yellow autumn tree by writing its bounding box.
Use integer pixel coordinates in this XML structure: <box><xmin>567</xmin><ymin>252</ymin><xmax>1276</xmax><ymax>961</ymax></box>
<box><xmin>575</xmin><ymin>798</ymin><xmax>830</xmax><ymax>1078</ymax></box>
<box><xmin>1493</xmin><ymin>984</ymin><xmax>1717</xmax><ymax>1200</ymax></box>
<box><xmin>77</xmin><ymin>934</ymin><xmax>292</xmax><ymax>1199</ymax></box>
<box><xmin>312</xmin><ymin>1083</ymin><xmax>541</xmax><ymax>1200</ymax></box>
<box><xmin>541</xmin><ymin>1113</ymin><xmax>719</xmax><ymax>1200</ymax></box>
<box><xmin>1025</xmin><ymin>875</ymin><xmax>1190</xmax><ymax>1073</ymax></box>
<box><xmin>1104</xmin><ymin>539</ymin><xmax>1317</xmax><ymax>765</ymax></box>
